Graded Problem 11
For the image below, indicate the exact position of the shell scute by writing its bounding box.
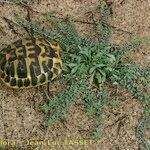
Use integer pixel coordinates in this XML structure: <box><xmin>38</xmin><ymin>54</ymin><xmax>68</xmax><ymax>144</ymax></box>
<box><xmin>0</xmin><ymin>38</ymin><xmax>62</xmax><ymax>88</ymax></box>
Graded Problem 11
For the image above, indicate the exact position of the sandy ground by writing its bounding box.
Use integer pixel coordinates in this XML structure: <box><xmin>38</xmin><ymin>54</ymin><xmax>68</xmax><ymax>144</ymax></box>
<box><xmin>0</xmin><ymin>0</ymin><xmax>149</xmax><ymax>150</ymax></box>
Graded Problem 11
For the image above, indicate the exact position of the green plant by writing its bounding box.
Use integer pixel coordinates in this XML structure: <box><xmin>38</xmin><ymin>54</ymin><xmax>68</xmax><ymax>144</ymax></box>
<box><xmin>41</xmin><ymin>78</ymin><xmax>90</xmax><ymax>125</ymax></box>
<box><xmin>15</xmin><ymin>0</ymin><xmax>149</xmax><ymax>140</ymax></box>
<box><xmin>136</xmin><ymin>105</ymin><xmax>150</xmax><ymax>150</ymax></box>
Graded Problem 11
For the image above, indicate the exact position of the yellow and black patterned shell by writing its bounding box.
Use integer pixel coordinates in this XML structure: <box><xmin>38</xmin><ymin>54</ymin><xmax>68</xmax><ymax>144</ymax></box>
<box><xmin>0</xmin><ymin>38</ymin><xmax>62</xmax><ymax>88</ymax></box>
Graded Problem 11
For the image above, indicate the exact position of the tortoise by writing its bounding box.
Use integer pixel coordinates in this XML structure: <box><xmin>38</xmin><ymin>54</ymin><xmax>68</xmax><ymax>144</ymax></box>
<box><xmin>0</xmin><ymin>38</ymin><xmax>62</xmax><ymax>88</ymax></box>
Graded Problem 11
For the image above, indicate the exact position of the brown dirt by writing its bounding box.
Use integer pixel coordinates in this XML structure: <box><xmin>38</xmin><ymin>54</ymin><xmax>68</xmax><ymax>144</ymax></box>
<box><xmin>0</xmin><ymin>0</ymin><xmax>149</xmax><ymax>150</ymax></box>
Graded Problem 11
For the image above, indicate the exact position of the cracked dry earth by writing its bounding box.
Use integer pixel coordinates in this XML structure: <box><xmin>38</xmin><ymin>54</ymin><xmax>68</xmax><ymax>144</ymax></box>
<box><xmin>0</xmin><ymin>0</ymin><xmax>149</xmax><ymax>150</ymax></box>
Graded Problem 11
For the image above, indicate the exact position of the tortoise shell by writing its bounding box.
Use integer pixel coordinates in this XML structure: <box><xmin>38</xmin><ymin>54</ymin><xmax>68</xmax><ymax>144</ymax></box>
<box><xmin>0</xmin><ymin>38</ymin><xmax>62</xmax><ymax>88</ymax></box>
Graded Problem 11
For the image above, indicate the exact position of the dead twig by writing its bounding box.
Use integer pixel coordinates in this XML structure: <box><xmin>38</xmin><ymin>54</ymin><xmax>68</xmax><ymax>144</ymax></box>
<box><xmin>2</xmin><ymin>17</ymin><xmax>21</xmax><ymax>36</ymax></box>
<box><xmin>0</xmin><ymin>25</ymin><xmax>7</xmax><ymax>36</ymax></box>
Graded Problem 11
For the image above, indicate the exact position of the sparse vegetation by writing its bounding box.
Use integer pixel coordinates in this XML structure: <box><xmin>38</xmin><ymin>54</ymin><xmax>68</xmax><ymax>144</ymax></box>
<box><xmin>136</xmin><ymin>105</ymin><xmax>150</xmax><ymax>149</ymax></box>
